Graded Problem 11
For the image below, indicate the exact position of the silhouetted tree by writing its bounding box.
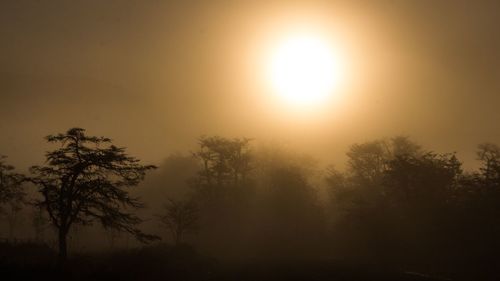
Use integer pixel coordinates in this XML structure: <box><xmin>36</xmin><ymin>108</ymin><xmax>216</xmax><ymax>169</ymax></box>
<box><xmin>461</xmin><ymin>143</ymin><xmax>500</xmax><ymax>257</ymax></box>
<box><xmin>28</xmin><ymin>128</ymin><xmax>157</xmax><ymax>262</ymax></box>
<box><xmin>327</xmin><ymin>137</ymin><xmax>461</xmax><ymax>264</ymax></box>
<box><xmin>384</xmin><ymin>152</ymin><xmax>461</xmax><ymax>205</ymax></box>
<box><xmin>250</xmin><ymin>144</ymin><xmax>325</xmax><ymax>258</ymax></box>
<box><xmin>193</xmin><ymin>136</ymin><xmax>252</xmax><ymax>193</ymax></box>
<box><xmin>383</xmin><ymin>152</ymin><xmax>461</xmax><ymax>242</ymax></box>
<box><xmin>263</xmin><ymin>165</ymin><xmax>324</xmax><ymax>257</ymax></box>
<box><xmin>190</xmin><ymin>136</ymin><xmax>254</xmax><ymax>256</ymax></box>
<box><xmin>327</xmin><ymin>138</ymin><xmax>421</xmax><ymax>237</ymax></box>
<box><xmin>142</xmin><ymin>153</ymin><xmax>199</xmax><ymax>205</ymax></box>
<box><xmin>158</xmin><ymin>198</ymin><xmax>198</xmax><ymax>245</ymax></box>
<box><xmin>346</xmin><ymin>136</ymin><xmax>422</xmax><ymax>184</ymax></box>
<box><xmin>329</xmin><ymin>137</ymin><xmax>424</xmax><ymax>215</ymax></box>
<box><xmin>0</xmin><ymin>155</ymin><xmax>25</xmax><ymax>239</ymax></box>
<box><xmin>476</xmin><ymin>143</ymin><xmax>500</xmax><ymax>187</ymax></box>
<box><xmin>390</xmin><ymin>136</ymin><xmax>423</xmax><ymax>159</ymax></box>
<box><xmin>346</xmin><ymin>140</ymin><xmax>389</xmax><ymax>183</ymax></box>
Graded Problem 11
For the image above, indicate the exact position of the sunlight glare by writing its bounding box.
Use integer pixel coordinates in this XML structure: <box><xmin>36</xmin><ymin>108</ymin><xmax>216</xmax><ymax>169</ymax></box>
<box><xmin>268</xmin><ymin>35</ymin><xmax>343</xmax><ymax>107</ymax></box>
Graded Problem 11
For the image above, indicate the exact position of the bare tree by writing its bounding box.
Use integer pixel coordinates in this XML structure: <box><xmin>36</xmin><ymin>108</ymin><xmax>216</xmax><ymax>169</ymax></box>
<box><xmin>28</xmin><ymin>128</ymin><xmax>158</xmax><ymax>262</ymax></box>
<box><xmin>158</xmin><ymin>198</ymin><xmax>198</xmax><ymax>245</ymax></box>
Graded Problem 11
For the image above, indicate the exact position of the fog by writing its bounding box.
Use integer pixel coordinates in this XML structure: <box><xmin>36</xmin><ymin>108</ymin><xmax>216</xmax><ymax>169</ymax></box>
<box><xmin>2</xmin><ymin>1</ymin><xmax>500</xmax><ymax>170</ymax></box>
<box><xmin>2</xmin><ymin>1</ymin><xmax>500</xmax><ymax>280</ymax></box>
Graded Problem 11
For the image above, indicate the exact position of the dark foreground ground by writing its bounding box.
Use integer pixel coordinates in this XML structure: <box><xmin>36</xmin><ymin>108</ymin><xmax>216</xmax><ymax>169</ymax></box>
<box><xmin>0</xmin><ymin>242</ymin><xmax>493</xmax><ymax>281</ymax></box>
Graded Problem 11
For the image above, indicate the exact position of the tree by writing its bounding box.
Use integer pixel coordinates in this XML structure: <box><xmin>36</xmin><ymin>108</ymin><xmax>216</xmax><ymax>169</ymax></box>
<box><xmin>28</xmin><ymin>128</ymin><xmax>157</xmax><ymax>261</ymax></box>
<box><xmin>158</xmin><ymin>198</ymin><xmax>198</xmax><ymax>245</ymax></box>
<box><xmin>384</xmin><ymin>152</ymin><xmax>461</xmax><ymax>205</ymax></box>
<box><xmin>190</xmin><ymin>136</ymin><xmax>254</xmax><ymax>256</ymax></box>
<box><xmin>462</xmin><ymin>143</ymin><xmax>500</xmax><ymax>253</ymax></box>
<box><xmin>263</xmin><ymin>165</ymin><xmax>324</xmax><ymax>257</ymax></box>
<box><xmin>346</xmin><ymin>140</ymin><xmax>389</xmax><ymax>183</ymax></box>
<box><xmin>476</xmin><ymin>143</ymin><xmax>500</xmax><ymax>188</ymax></box>
<box><xmin>193</xmin><ymin>136</ymin><xmax>252</xmax><ymax>194</ymax></box>
<box><xmin>143</xmin><ymin>153</ymin><xmax>199</xmax><ymax>203</ymax></box>
<box><xmin>330</xmin><ymin>137</ymin><xmax>424</xmax><ymax>218</ymax></box>
<box><xmin>345</xmin><ymin>136</ymin><xmax>422</xmax><ymax>184</ymax></box>
<box><xmin>326</xmin><ymin>137</ymin><xmax>457</xmax><ymax>263</ymax></box>
<box><xmin>0</xmin><ymin>155</ymin><xmax>25</xmax><ymax>239</ymax></box>
<box><xmin>328</xmin><ymin>137</ymin><xmax>423</xmax><ymax>227</ymax></box>
<box><xmin>252</xmin><ymin>144</ymin><xmax>324</xmax><ymax>258</ymax></box>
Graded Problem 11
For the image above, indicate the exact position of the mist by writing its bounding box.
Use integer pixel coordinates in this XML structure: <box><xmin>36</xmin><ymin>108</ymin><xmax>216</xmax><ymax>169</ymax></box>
<box><xmin>2</xmin><ymin>1</ymin><xmax>500</xmax><ymax>280</ymax></box>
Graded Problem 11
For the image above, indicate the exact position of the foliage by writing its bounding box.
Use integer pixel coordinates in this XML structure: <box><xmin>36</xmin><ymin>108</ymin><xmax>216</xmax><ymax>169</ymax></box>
<box><xmin>0</xmin><ymin>156</ymin><xmax>25</xmax><ymax>239</ymax></box>
<box><xmin>327</xmin><ymin>137</ymin><xmax>463</xmax><ymax>267</ymax></box>
<box><xmin>0</xmin><ymin>155</ymin><xmax>25</xmax><ymax>214</ymax></box>
<box><xmin>28</xmin><ymin>128</ymin><xmax>157</xmax><ymax>260</ymax></box>
<box><xmin>193</xmin><ymin>136</ymin><xmax>252</xmax><ymax>191</ymax></box>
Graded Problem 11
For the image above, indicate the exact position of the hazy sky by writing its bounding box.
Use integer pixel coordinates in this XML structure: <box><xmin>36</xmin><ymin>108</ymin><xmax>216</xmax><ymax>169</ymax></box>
<box><xmin>1</xmin><ymin>0</ymin><xmax>500</xmax><ymax>170</ymax></box>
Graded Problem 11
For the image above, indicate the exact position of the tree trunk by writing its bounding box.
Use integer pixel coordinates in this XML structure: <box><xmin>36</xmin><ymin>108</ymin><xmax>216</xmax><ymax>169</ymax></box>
<box><xmin>58</xmin><ymin>228</ymin><xmax>68</xmax><ymax>263</ymax></box>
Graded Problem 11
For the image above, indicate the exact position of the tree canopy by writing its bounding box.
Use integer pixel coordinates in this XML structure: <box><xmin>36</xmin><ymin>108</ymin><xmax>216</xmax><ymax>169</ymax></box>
<box><xmin>0</xmin><ymin>155</ymin><xmax>25</xmax><ymax>214</ymax></box>
<box><xmin>29</xmin><ymin>128</ymin><xmax>157</xmax><ymax>260</ymax></box>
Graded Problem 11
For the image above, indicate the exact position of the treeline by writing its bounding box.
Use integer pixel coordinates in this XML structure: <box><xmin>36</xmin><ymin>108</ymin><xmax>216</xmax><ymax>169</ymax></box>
<box><xmin>147</xmin><ymin>136</ymin><xmax>500</xmax><ymax>278</ymax></box>
<box><xmin>1</xmin><ymin>129</ymin><xmax>500</xmax><ymax>277</ymax></box>
<box><xmin>325</xmin><ymin>138</ymin><xmax>499</xmax><ymax>276</ymax></box>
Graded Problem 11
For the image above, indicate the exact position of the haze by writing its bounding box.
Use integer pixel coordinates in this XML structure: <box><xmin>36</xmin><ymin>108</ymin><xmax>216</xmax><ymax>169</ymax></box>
<box><xmin>2</xmin><ymin>0</ymin><xmax>500</xmax><ymax>170</ymax></box>
<box><xmin>4</xmin><ymin>1</ymin><xmax>500</xmax><ymax>280</ymax></box>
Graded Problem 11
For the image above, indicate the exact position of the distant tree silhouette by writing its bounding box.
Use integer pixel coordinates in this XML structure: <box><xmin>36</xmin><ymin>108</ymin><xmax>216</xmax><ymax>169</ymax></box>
<box><xmin>327</xmin><ymin>137</ymin><xmax>423</xmax><ymax>230</ymax></box>
<box><xmin>476</xmin><ymin>143</ymin><xmax>500</xmax><ymax>187</ymax></box>
<box><xmin>28</xmin><ymin>128</ymin><xmax>157</xmax><ymax>262</ymax></box>
<box><xmin>327</xmin><ymin>137</ymin><xmax>462</xmax><ymax>264</ymax></box>
<box><xmin>142</xmin><ymin>153</ymin><xmax>199</xmax><ymax>204</ymax></box>
<box><xmin>345</xmin><ymin>136</ymin><xmax>422</xmax><ymax>184</ymax></box>
<box><xmin>389</xmin><ymin>136</ymin><xmax>422</xmax><ymax>159</ymax></box>
<box><xmin>346</xmin><ymin>140</ymin><xmax>389</xmax><ymax>183</ymax></box>
<box><xmin>384</xmin><ymin>152</ymin><xmax>461</xmax><ymax>205</ymax></box>
<box><xmin>158</xmin><ymin>198</ymin><xmax>198</xmax><ymax>245</ymax></box>
<box><xmin>461</xmin><ymin>143</ymin><xmax>500</xmax><ymax>257</ymax></box>
<box><xmin>263</xmin><ymin>165</ymin><xmax>324</xmax><ymax>257</ymax></box>
<box><xmin>190</xmin><ymin>136</ymin><xmax>254</xmax><ymax>256</ymax></box>
<box><xmin>0</xmin><ymin>155</ymin><xmax>25</xmax><ymax>239</ymax></box>
<box><xmin>193</xmin><ymin>136</ymin><xmax>252</xmax><ymax>190</ymax></box>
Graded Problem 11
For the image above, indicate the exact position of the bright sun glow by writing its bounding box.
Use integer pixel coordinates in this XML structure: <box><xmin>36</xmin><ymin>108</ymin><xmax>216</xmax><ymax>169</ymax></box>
<box><xmin>268</xmin><ymin>35</ymin><xmax>343</xmax><ymax>106</ymax></box>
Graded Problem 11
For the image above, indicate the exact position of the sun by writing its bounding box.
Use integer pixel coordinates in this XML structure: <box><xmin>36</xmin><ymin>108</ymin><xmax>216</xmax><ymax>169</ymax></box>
<box><xmin>268</xmin><ymin>35</ymin><xmax>343</xmax><ymax>107</ymax></box>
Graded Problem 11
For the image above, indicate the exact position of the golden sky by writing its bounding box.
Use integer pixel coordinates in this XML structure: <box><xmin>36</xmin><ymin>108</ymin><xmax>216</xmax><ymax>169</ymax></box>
<box><xmin>1</xmin><ymin>0</ymin><xmax>500</xmax><ymax>170</ymax></box>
